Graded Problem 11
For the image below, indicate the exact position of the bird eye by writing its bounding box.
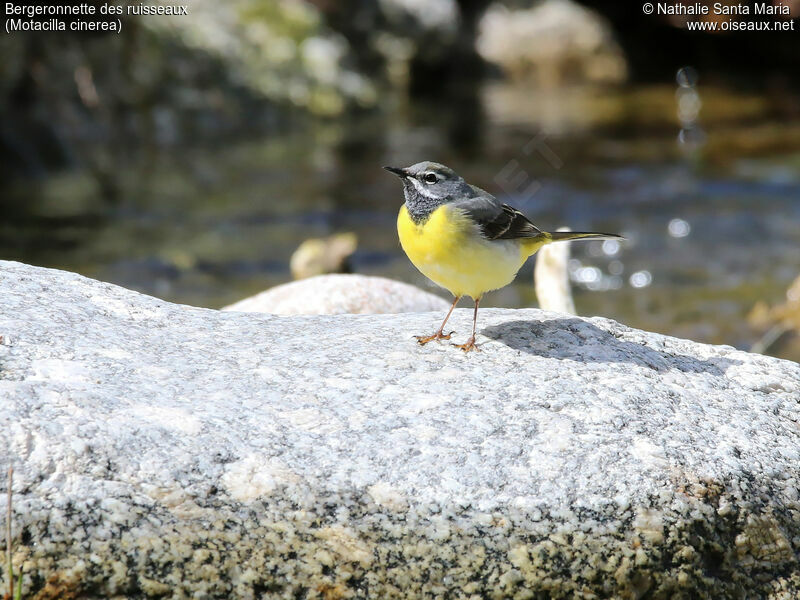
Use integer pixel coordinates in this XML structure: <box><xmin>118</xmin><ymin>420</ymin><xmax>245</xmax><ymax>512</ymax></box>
<box><xmin>423</xmin><ymin>173</ymin><xmax>437</xmax><ymax>184</ymax></box>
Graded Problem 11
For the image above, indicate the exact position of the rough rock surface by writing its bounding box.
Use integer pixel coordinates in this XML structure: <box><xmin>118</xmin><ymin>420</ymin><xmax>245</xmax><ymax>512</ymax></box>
<box><xmin>1</xmin><ymin>260</ymin><xmax>799</xmax><ymax>599</ymax></box>
<box><xmin>222</xmin><ymin>273</ymin><xmax>450</xmax><ymax>315</ymax></box>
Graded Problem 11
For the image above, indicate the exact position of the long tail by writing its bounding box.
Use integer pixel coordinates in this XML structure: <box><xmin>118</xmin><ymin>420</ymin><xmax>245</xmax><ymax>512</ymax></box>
<box><xmin>522</xmin><ymin>231</ymin><xmax>623</xmax><ymax>257</ymax></box>
<box><xmin>547</xmin><ymin>231</ymin><xmax>624</xmax><ymax>243</ymax></box>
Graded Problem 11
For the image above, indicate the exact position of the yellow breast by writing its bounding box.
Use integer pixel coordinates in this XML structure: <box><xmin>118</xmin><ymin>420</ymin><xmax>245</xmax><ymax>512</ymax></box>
<box><xmin>397</xmin><ymin>204</ymin><xmax>535</xmax><ymax>299</ymax></box>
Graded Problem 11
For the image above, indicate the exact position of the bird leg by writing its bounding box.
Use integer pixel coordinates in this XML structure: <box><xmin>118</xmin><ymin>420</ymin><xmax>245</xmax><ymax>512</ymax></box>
<box><xmin>455</xmin><ymin>297</ymin><xmax>481</xmax><ymax>352</ymax></box>
<box><xmin>416</xmin><ymin>295</ymin><xmax>460</xmax><ymax>345</ymax></box>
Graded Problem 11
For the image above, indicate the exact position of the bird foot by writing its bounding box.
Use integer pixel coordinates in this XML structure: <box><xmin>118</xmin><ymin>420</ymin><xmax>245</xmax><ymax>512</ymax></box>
<box><xmin>415</xmin><ymin>331</ymin><xmax>453</xmax><ymax>345</ymax></box>
<box><xmin>454</xmin><ymin>337</ymin><xmax>480</xmax><ymax>352</ymax></box>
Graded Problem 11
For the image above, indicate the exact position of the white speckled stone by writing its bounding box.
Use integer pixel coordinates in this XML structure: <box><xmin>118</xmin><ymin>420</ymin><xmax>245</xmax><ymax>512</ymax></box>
<box><xmin>222</xmin><ymin>273</ymin><xmax>450</xmax><ymax>314</ymax></box>
<box><xmin>1</xmin><ymin>260</ymin><xmax>799</xmax><ymax>598</ymax></box>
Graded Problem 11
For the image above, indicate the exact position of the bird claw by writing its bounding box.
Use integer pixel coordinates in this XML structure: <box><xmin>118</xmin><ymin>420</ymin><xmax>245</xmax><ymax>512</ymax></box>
<box><xmin>415</xmin><ymin>331</ymin><xmax>453</xmax><ymax>345</ymax></box>
<box><xmin>454</xmin><ymin>337</ymin><xmax>480</xmax><ymax>352</ymax></box>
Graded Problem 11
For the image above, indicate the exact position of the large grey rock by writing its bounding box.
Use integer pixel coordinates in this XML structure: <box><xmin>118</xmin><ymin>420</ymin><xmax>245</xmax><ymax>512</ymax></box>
<box><xmin>1</xmin><ymin>260</ymin><xmax>799</xmax><ymax>599</ymax></box>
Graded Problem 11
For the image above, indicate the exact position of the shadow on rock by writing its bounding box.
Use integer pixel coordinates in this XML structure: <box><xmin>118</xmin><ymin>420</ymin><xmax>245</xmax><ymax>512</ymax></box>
<box><xmin>483</xmin><ymin>318</ymin><xmax>742</xmax><ymax>376</ymax></box>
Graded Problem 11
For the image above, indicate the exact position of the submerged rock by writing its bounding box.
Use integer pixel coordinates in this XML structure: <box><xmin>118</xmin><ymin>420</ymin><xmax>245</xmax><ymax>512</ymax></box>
<box><xmin>1</xmin><ymin>260</ymin><xmax>799</xmax><ymax>598</ymax></box>
<box><xmin>289</xmin><ymin>233</ymin><xmax>358</xmax><ymax>280</ymax></box>
<box><xmin>534</xmin><ymin>227</ymin><xmax>576</xmax><ymax>315</ymax></box>
<box><xmin>222</xmin><ymin>273</ymin><xmax>450</xmax><ymax>314</ymax></box>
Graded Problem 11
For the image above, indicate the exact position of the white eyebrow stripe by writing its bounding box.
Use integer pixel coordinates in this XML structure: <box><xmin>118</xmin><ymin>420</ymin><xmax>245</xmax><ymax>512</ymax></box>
<box><xmin>409</xmin><ymin>176</ymin><xmax>439</xmax><ymax>199</ymax></box>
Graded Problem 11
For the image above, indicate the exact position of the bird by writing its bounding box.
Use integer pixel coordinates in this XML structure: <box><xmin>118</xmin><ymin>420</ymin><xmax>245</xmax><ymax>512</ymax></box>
<box><xmin>384</xmin><ymin>161</ymin><xmax>623</xmax><ymax>352</ymax></box>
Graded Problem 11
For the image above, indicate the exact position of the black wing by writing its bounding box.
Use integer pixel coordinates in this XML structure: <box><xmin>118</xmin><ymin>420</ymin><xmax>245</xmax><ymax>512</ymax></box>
<box><xmin>451</xmin><ymin>190</ymin><xmax>543</xmax><ymax>241</ymax></box>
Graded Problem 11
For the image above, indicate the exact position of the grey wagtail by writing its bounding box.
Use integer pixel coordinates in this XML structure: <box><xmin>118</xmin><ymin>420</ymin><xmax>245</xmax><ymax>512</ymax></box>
<box><xmin>385</xmin><ymin>161</ymin><xmax>623</xmax><ymax>352</ymax></box>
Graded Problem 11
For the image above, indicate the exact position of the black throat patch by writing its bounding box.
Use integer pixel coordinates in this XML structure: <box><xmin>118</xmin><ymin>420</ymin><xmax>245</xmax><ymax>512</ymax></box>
<box><xmin>403</xmin><ymin>184</ymin><xmax>444</xmax><ymax>225</ymax></box>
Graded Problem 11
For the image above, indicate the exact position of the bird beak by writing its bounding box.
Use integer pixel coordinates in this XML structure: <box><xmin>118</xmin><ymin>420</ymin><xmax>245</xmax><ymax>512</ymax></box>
<box><xmin>383</xmin><ymin>166</ymin><xmax>408</xmax><ymax>178</ymax></box>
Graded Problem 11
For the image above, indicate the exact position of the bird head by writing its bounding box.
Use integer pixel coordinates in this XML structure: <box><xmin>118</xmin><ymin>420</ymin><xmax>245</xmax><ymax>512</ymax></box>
<box><xmin>384</xmin><ymin>162</ymin><xmax>473</xmax><ymax>218</ymax></box>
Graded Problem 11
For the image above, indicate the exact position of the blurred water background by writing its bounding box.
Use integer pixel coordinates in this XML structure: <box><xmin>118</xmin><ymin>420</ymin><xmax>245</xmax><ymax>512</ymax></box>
<box><xmin>1</xmin><ymin>0</ymin><xmax>799</xmax><ymax>360</ymax></box>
